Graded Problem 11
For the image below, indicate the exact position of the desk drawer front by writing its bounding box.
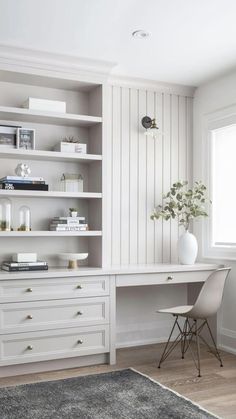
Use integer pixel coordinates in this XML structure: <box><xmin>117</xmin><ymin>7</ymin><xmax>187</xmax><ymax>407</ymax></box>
<box><xmin>0</xmin><ymin>325</ymin><xmax>109</xmax><ymax>366</ymax></box>
<box><xmin>116</xmin><ymin>270</ymin><xmax>214</xmax><ymax>287</ymax></box>
<box><xmin>0</xmin><ymin>297</ymin><xmax>109</xmax><ymax>334</ymax></box>
<box><xmin>0</xmin><ymin>276</ymin><xmax>110</xmax><ymax>303</ymax></box>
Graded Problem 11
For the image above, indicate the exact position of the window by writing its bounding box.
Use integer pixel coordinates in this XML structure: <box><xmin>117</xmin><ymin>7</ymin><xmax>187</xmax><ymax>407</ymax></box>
<box><xmin>204</xmin><ymin>109</ymin><xmax>236</xmax><ymax>259</ymax></box>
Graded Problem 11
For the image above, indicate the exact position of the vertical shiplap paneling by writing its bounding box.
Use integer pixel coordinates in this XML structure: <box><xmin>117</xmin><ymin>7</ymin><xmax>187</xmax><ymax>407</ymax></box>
<box><xmin>162</xmin><ymin>93</ymin><xmax>171</xmax><ymax>263</ymax></box>
<box><xmin>146</xmin><ymin>90</ymin><xmax>155</xmax><ymax>263</ymax></box>
<box><xmin>178</xmin><ymin>96</ymin><xmax>187</xmax><ymax>239</ymax></box>
<box><xmin>107</xmin><ymin>84</ymin><xmax>192</xmax><ymax>266</ymax></box>
<box><xmin>170</xmin><ymin>94</ymin><xmax>180</xmax><ymax>262</ymax></box>
<box><xmin>154</xmin><ymin>92</ymin><xmax>164</xmax><ymax>263</ymax></box>
<box><xmin>120</xmin><ymin>87</ymin><xmax>130</xmax><ymax>265</ymax></box>
<box><xmin>129</xmin><ymin>89</ymin><xmax>138</xmax><ymax>264</ymax></box>
<box><xmin>137</xmin><ymin>89</ymin><xmax>147</xmax><ymax>264</ymax></box>
<box><xmin>186</xmin><ymin>97</ymin><xmax>193</xmax><ymax>187</ymax></box>
<box><xmin>111</xmin><ymin>86</ymin><xmax>121</xmax><ymax>265</ymax></box>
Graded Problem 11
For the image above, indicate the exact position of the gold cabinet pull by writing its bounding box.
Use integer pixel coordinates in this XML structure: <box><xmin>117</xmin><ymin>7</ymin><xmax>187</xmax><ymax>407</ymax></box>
<box><xmin>77</xmin><ymin>311</ymin><xmax>83</xmax><ymax>316</ymax></box>
<box><xmin>26</xmin><ymin>288</ymin><xmax>33</xmax><ymax>292</ymax></box>
<box><xmin>27</xmin><ymin>345</ymin><xmax>33</xmax><ymax>350</ymax></box>
<box><xmin>167</xmin><ymin>275</ymin><xmax>174</xmax><ymax>280</ymax></box>
<box><xmin>76</xmin><ymin>285</ymin><xmax>83</xmax><ymax>289</ymax></box>
<box><xmin>27</xmin><ymin>314</ymin><xmax>33</xmax><ymax>319</ymax></box>
<box><xmin>77</xmin><ymin>339</ymin><xmax>83</xmax><ymax>344</ymax></box>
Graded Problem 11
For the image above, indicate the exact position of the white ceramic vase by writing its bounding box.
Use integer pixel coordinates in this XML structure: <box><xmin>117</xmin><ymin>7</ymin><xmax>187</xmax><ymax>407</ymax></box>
<box><xmin>178</xmin><ymin>230</ymin><xmax>198</xmax><ymax>265</ymax></box>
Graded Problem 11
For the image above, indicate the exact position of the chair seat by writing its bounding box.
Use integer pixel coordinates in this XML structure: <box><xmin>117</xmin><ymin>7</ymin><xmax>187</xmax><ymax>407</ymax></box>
<box><xmin>157</xmin><ymin>305</ymin><xmax>193</xmax><ymax>316</ymax></box>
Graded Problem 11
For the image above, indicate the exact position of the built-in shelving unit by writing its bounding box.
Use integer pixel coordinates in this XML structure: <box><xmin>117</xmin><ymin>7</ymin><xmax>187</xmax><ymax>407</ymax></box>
<box><xmin>0</xmin><ymin>231</ymin><xmax>102</xmax><ymax>237</ymax></box>
<box><xmin>0</xmin><ymin>69</ymin><xmax>104</xmax><ymax>268</ymax></box>
<box><xmin>0</xmin><ymin>190</ymin><xmax>102</xmax><ymax>199</ymax></box>
<box><xmin>0</xmin><ymin>106</ymin><xmax>102</xmax><ymax>127</ymax></box>
<box><xmin>0</xmin><ymin>149</ymin><xmax>102</xmax><ymax>163</ymax></box>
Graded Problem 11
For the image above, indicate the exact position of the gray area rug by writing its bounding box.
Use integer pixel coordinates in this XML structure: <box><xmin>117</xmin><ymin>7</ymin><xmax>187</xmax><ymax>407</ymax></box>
<box><xmin>0</xmin><ymin>368</ymin><xmax>218</xmax><ymax>419</ymax></box>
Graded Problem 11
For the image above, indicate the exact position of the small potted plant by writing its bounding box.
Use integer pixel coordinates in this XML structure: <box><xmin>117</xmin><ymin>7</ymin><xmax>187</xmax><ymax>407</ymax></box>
<box><xmin>151</xmin><ymin>181</ymin><xmax>210</xmax><ymax>264</ymax></box>
<box><xmin>69</xmin><ymin>208</ymin><xmax>78</xmax><ymax>218</ymax></box>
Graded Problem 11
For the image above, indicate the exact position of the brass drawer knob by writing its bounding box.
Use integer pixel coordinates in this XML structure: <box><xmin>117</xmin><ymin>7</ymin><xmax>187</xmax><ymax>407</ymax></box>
<box><xmin>26</xmin><ymin>288</ymin><xmax>33</xmax><ymax>292</ymax></box>
<box><xmin>77</xmin><ymin>311</ymin><xmax>83</xmax><ymax>316</ymax></box>
<box><xmin>76</xmin><ymin>285</ymin><xmax>83</xmax><ymax>289</ymax></box>
<box><xmin>77</xmin><ymin>339</ymin><xmax>83</xmax><ymax>345</ymax></box>
<box><xmin>27</xmin><ymin>314</ymin><xmax>33</xmax><ymax>319</ymax></box>
<box><xmin>167</xmin><ymin>275</ymin><xmax>173</xmax><ymax>280</ymax></box>
<box><xmin>27</xmin><ymin>345</ymin><xmax>33</xmax><ymax>350</ymax></box>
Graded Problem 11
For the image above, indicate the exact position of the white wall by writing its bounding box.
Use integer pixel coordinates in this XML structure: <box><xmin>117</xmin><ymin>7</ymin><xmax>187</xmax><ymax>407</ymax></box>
<box><xmin>194</xmin><ymin>71</ymin><xmax>236</xmax><ymax>354</ymax></box>
<box><xmin>106</xmin><ymin>82</ymin><xmax>193</xmax><ymax>346</ymax></box>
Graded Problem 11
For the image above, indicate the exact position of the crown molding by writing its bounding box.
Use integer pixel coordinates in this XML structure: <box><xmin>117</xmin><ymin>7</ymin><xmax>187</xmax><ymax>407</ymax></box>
<box><xmin>108</xmin><ymin>74</ymin><xmax>196</xmax><ymax>97</ymax></box>
<box><xmin>0</xmin><ymin>44</ymin><xmax>116</xmax><ymax>83</ymax></box>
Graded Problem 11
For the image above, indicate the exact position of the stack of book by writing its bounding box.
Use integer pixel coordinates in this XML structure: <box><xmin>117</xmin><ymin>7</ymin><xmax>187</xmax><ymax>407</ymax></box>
<box><xmin>0</xmin><ymin>176</ymin><xmax>48</xmax><ymax>191</ymax></box>
<box><xmin>1</xmin><ymin>261</ymin><xmax>48</xmax><ymax>272</ymax></box>
<box><xmin>50</xmin><ymin>216</ymin><xmax>88</xmax><ymax>231</ymax></box>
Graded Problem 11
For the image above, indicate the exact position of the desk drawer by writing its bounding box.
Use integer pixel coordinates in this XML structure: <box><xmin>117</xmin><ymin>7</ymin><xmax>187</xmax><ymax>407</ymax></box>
<box><xmin>0</xmin><ymin>276</ymin><xmax>110</xmax><ymax>303</ymax></box>
<box><xmin>0</xmin><ymin>297</ymin><xmax>109</xmax><ymax>334</ymax></box>
<box><xmin>116</xmin><ymin>270</ymin><xmax>214</xmax><ymax>287</ymax></box>
<box><xmin>0</xmin><ymin>325</ymin><xmax>109</xmax><ymax>366</ymax></box>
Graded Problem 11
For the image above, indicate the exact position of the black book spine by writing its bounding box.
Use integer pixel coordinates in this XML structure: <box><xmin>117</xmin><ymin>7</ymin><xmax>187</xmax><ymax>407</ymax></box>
<box><xmin>2</xmin><ymin>266</ymin><xmax>49</xmax><ymax>272</ymax></box>
<box><xmin>0</xmin><ymin>183</ymin><xmax>49</xmax><ymax>191</ymax></box>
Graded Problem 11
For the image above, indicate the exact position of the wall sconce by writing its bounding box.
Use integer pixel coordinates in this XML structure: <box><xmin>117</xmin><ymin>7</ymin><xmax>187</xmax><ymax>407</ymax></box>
<box><xmin>141</xmin><ymin>116</ymin><xmax>159</xmax><ymax>139</ymax></box>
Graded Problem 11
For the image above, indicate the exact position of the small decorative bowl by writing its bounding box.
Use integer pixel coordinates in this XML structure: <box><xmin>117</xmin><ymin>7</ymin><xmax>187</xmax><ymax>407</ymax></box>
<box><xmin>59</xmin><ymin>253</ymin><xmax>88</xmax><ymax>269</ymax></box>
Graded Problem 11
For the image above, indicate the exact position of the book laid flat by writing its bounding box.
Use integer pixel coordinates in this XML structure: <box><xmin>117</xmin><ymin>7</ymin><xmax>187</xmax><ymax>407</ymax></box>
<box><xmin>0</xmin><ymin>176</ymin><xmax>44</xmax><ymax>182</ymax></box>
<box><xmin>1</xmin><ymin>265</ymin><xmax>48</xmax><ymax>272</ymax></box>
<box><xmin>0</xmin><ymin>183</ymin><xmax>49</xmax><ymax>190</ymax></box>
<box><xmin>3</xmin><ymin>261</ymin><xmax>47</xmax><ymax>267</ymax></box>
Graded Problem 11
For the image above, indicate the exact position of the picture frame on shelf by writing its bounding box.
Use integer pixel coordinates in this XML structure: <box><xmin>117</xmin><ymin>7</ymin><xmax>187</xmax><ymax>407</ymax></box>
<box><xmin>0</xmin><ymin>125</ymin><xmax>20</xmax><ymax>149</ymax></box>
<box><xmin>17</xmin><ymin>128</ymin><xmax>35</xmax><ymax>150</ymax></box>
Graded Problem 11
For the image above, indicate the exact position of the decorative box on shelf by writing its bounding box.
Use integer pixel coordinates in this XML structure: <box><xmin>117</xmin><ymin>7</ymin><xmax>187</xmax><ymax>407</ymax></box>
<box><xmin>60</xmin><ymin>173</ymin><xmax>83</xmax><ymax>192</ymax></box>
<box><xmin>54</xmin><ymin>141</ymin><xmax>87</xmax><ymax>154</ymax></box>
<box><xmin>23</xmin><ymin>97</ymin><xmax>66</xmax><ymax>113</ymax></box>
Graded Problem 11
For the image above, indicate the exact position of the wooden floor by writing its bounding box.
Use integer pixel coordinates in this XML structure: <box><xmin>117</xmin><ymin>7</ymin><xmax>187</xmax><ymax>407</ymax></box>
<box><xmin>0</xmin><ymin>343</ymin><xmax>236</xmax><ymax>418</ymax></box>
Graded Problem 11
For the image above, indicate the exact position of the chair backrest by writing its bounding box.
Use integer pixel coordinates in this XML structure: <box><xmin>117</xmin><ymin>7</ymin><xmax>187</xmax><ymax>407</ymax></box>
<box><xmin>188</xmin><ymin>267</ymin><xmax>231</xmax><ymax>319</ymax></box>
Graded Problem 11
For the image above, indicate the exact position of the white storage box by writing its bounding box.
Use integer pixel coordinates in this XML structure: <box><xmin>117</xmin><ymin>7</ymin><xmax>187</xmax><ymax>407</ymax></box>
<box><xmin>12</xmin><ymin>253</ymin><xmax>37</xmax><ymax>262</ymax></box>
<box><xmin>61</xmin><ymin>179</ymin><xmax>83</xmax><ymax>192</ymax></box>
<box><xmin>54</xmin><ymin>142</ymin><xmax>87</xmax><ymax>154</ymax></box>
<box><xmin>23</xmin><ymin>98</ymin><xmax>66</xmax><ymax>113</ymax></box>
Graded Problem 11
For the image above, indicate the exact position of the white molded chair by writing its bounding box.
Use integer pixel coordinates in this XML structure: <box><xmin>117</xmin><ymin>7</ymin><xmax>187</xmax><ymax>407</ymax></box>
<box><xmin>157</xmin><ymin>267</ymin><xmax>231</xmax><ymax>377</ymax></box>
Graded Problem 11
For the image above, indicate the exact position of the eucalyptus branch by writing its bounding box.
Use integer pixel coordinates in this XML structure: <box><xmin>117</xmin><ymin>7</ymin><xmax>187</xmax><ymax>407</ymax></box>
<box><xmin>151</xmin><ymin>180</ymin><xmax>210</xmax><ymax>231</ymax></box>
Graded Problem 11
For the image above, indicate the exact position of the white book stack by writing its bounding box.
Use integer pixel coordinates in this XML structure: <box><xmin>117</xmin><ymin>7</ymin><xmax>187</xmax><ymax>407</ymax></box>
<box><xmin>49</xmin><ymin>217</ymin><xmax>88</xmax><ymax>231</ymax></box>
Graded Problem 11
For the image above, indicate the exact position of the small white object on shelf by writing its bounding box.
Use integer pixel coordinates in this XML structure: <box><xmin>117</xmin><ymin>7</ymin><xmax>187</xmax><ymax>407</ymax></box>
<box><xmin>54</xmin><ymin>141</ymin><xmax>87</xmax><ymax>154</ymax></box>
<box><xmin>23</xmin><ymin>98</ymin><xmax>66</xmax><ymax>113</ymax></box>
<box><xmin>15</xmin><ymin>163</ymin><xmax>31</xmax><ymax>177</ymax></box>
<box><xmin>12</xmin><ymin>253</ymin><xmax>37</xmax><ymax>262</ymax></box>
<box><xmin>59</xmin><ymin>252</ymin><xmax>89</xmax><ymax>269</ymax></box>
<box><xmin>60</xmin><ymin>173</ymin><xmax>83</xmax><ymax>192</ymax></box>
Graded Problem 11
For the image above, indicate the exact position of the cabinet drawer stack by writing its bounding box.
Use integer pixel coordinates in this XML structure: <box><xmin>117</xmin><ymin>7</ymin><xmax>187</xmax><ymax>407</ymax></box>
<box><xmin>0</xmin><ymin>275</ymin><xmax>110</xmax><ymax>366</ymax></box>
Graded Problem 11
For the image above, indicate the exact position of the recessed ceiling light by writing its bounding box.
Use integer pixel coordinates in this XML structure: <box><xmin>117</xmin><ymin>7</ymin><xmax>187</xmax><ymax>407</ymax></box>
<box><xmin>132</xmin><ymin>30</ymin><xmax>149</xmax><ymax>39</ymax></box>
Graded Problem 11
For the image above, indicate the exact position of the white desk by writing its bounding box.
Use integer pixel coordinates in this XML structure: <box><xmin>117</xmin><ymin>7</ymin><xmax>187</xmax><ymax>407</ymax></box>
<box><xmin>0</xmin><ymin>263</ymin><xmax>220</xmax><ymax>376</ymax></box>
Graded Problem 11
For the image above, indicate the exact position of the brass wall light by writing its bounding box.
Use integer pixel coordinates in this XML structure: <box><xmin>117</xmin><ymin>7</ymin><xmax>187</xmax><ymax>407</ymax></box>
<box><xmin>141</xmin><ymin>116</ymin><xmax>159</xmax><ymax>139</ymax></box>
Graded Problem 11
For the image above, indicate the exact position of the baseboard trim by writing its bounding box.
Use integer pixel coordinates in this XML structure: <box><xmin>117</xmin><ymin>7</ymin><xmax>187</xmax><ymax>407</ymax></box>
<box><xmin>116</xmin><ymin>336</ymin><xmax>173</xmax><ymax>349</ymax></box>
<box><xmin>218</xmin><ymin>327</ymin><xmax>236</xmax><ymax>355</ymax></box>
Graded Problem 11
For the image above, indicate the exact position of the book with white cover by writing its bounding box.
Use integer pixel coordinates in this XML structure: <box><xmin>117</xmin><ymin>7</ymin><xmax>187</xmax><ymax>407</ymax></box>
<box><xmin>23</xmin><ymin>98</ymin><xmax>66</xmax><ymax>113</ymax></box>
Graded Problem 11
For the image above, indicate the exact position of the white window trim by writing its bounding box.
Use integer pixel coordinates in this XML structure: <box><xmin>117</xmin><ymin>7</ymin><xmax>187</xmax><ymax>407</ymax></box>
<box><xmin>202</xmin><ymin>104</ymin><xmax>236</xmax><ymax>260</ymax></box>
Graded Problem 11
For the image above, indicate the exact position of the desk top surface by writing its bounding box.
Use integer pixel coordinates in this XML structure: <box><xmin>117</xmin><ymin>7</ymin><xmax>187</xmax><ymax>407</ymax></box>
<box><xmin>0</xmin><ymin>263</ymin><xmax>221</xmax><ymax>280</ymax></box>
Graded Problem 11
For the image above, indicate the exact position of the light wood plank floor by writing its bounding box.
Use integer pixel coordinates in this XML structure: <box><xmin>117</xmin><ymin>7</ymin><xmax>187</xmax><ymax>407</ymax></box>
<box><xmin>0</xmin><ymin>343</ymin><xmax>236</xmax><ymax>418</ymax></box>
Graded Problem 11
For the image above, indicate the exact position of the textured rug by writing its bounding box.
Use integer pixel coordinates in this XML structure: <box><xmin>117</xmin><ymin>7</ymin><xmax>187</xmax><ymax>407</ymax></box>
<box><xmin>0</xmin><ymin>368</ymin><xmax>219</xmax><ymax>419</ymax></box>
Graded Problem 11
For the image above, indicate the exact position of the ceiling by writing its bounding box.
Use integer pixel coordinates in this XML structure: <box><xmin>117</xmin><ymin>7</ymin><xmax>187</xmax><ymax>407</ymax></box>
<box><xmin>0</xmin><ymin>0</ymin><xmax>236</xmax><ymax>86</ymax></box>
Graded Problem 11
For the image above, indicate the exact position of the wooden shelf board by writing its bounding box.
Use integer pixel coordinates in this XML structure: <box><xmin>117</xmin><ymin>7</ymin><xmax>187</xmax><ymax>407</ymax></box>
<box><xmin>0</xmin><ymin>106</ymin><xmax>102</xmax><ymax>127</ymax></box>
<box><xmin>0</xmin><ymin>190</ymin><xmax>102</xmax><ymax>199</ymax></box>
<box><xmin>0</xmin><ymin>230</ymin><xmax>102</xmax><ymax>237</ymax></box>
<box><xmin>0</xmin><ymin>149</ymin><xmax>102</xmax><ymax>163</ymax></box>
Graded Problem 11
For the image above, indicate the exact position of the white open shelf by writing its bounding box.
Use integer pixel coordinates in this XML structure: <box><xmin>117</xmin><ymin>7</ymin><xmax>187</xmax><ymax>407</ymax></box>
<box><xmin>0</xmin><ymin>106</ymin><xmax>102</xmax><ymax>127</ymax></box>
<box><xmin>0</xmin><ymin>190</ymin><xmax>102</xmax><ymax>199</ymax></box>
<box><xmin>0</xmin><ymin>231</ymin><xmax>102</xmax><ymax>237</ymax></box>
<box><xmin>0</xmin><ymin>149</ymin><xmax>102</xmax><ymax>163</ymax></box>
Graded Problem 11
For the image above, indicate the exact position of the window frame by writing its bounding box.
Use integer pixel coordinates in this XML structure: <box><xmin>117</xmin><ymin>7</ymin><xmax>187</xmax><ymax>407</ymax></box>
<box><xmin>203</xmin><ymin>105</ymin><xmax>236</xmax><ymax>260</ymax></box>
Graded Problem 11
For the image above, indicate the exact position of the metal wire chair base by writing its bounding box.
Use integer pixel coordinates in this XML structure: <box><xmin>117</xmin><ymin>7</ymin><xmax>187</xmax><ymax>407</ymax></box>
<box><xmin>158</xmin><ymin>315</ymin><xmax>223</xmax><ymax>377</ymax></box>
